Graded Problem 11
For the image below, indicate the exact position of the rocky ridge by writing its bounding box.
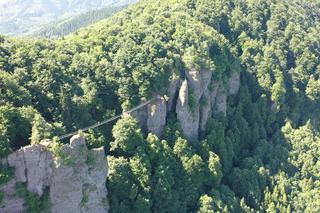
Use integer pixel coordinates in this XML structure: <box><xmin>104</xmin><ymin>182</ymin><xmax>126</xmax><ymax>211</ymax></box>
<box><xmin>136</xmin><ymin>69</ymin><xmax>240</xmax><ymax>140</ymax></box>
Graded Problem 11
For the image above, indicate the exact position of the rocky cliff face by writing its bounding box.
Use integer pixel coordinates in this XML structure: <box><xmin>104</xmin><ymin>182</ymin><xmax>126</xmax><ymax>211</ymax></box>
<box><xmin>0</xmin><ymin>135</ymin><xmax>108</xmax><ymax>213</ymax></box>
<box><xmin>135</xmin><ymin>69</ymin><xmax>240</xmax><ymax>141</ymax></box>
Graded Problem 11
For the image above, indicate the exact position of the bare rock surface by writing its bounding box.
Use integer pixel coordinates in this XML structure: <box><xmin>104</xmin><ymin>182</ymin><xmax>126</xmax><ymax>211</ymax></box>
<box><xmin>228</xmin><ymin>71</ymin><xmax>240</xmax><ymax>95</ymax></box>
<box><xmin>0</xmin><ymin>179</ymin><xmax>25</xmax><ymax>213</ymax></box>
<box><xmin>185</xmin><ymin>69</ymin><xmax>212</xmax><ymax>101</ymax></box>
<box><xmin>1</xmin><ymin>135</ymin><xmax>108</xmax><ymax>213</ymax></box>
<box><xmin>200</xmin><ymin>89</ymin><xmax>211</xmax><ymax>132</ymax></box>
<box><xmin>147</xmin><ymin>96</ymin><xmax>167</xmax><ymax>137</ymax></box>
<box><xmin>214</xmin><ymin>85</ymin><xmax>227</xmax><ymax>115</ymax></box>
<box><xmin>129</xmin><ymin>106</ymin><xmax>148</xmax><ymax>131</ymax></box>
<box><xmin>176</xmin><ymin>80</ymin><xmax>200</xmax><ymax>141</ymax></box>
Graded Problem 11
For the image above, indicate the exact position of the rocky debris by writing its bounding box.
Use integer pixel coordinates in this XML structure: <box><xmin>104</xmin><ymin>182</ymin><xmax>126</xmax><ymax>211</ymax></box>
<box><xmin>147</xmin><ymin>96</ymin><xmax>167</xmax><ymax>137</ymax></box>
<box><xmin>228</xmin><ymin>71</ymin><xmax>240</xmax><ymax>95</ymax></box>
<box><xmin>176</xmin><ymin>80</ymin><xmax>199</xmax><ymax>141</ymax></box>
<box><xmin>1</xmin><ymin>135</ymin><xmax>108</xmax><ymax>213</ymax></box>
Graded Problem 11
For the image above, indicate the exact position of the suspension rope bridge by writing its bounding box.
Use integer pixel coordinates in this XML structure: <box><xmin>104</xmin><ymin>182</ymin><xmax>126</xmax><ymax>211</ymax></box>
<box><xmin>58</xmin><ymin>97</ymin><xmax>157</xmax><ymax>140</ymax></box>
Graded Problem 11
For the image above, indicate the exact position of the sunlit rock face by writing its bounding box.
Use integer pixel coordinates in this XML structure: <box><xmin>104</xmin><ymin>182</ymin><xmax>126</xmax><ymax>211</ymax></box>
<box><xmin>176</xmin><ymin>80</ymin><xmax>200</xmax><ymax>141</ymax></box>
<box><xmin>1</xmin><ymin>135</ymin><xmax>109</xmax><ymax>213</ymax></box>
<box><xmin>126</xmin><ymin>68</ymin><xmax>240</xmax><ymax>141</ymax></box>
<box><xmin>147</xmin><ymin>95</ymin><xmax>167</xmax><ymax>137</ymax></box>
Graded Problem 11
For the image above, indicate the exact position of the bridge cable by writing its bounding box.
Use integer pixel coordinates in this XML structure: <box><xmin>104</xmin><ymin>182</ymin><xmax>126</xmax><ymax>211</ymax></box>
<box><xmin>58</xmin><ymin>98</ymin><xmax>156</xmax><ymax>140</ymax></box>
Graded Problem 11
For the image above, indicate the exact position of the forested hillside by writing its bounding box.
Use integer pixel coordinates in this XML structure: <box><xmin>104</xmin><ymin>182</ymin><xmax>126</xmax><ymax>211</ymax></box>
<box><xmin>1</xmin><ymin>0</ymin><xmax>320</xmax><ymax>212</ymax></box>
<box><xmin>0</xmin><ymin>0</ymin><xmax>136</xmax><ymax>36</ymax></box>
<box><xmin>29</xmin><ymin>5</ymin><xmax>128</xmax><ymax>39</ymax></box>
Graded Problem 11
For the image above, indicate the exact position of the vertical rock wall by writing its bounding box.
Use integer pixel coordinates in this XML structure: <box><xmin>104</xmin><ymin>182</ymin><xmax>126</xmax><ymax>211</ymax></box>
<box><xmin>0</xmin><ymin>135</ymin><xmax>109</xmax><ymax>213</ymax></box>
<box><xmin>132</xmin><ymin>69</ymin><xmax>240</xmax><ymax>141</ymax></box>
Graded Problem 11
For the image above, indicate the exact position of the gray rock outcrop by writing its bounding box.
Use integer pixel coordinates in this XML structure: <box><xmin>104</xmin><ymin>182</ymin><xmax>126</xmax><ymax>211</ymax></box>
<box><xmin>125</xmin><ymin>68</ymin><xmax>240</xmax><ymax>141</ymax></box>
<box><xmin>176</xmin><ymin>80</ymin><xmax>200</xmax><ymax>141</ymax></box>
<box><xmin>200</xmin><ymin>89</ymin><xmax>211</xmax><ymax>132</ymax></box>
<box><xmin>147</xmin><ymin>95</ymin><xmax>167</xmax><ymax>137</ymax></box>
<box><xmin>228</xmin><ymin>71</ymin><xmax>240</xmax><ymax>95</ymax></box>
<box><xmin>129</xmin><ymin>107</ymin><xmax>148</xmax><ymax>131</ymax></box>
<box><xmin>185</xmin><ymin>68</ymin><xmax>212</xmax><ymax>101</ymax></box>
<box><xmin>0</xmin><ymin>179</ymin><xmax>25</xmax><ymax>213</ymax></box>
<box><xmin>214</xmin><ymin>85</ymin><xmax>227</xmax><ymax>115</ymax></box>
<box><xmin>0</xmin><ymin>135</ymin><xmax>108</xmax><ymax>213</ymax></box>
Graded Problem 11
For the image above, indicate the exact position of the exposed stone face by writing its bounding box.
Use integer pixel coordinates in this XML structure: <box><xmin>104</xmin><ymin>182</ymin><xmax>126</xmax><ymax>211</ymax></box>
<box><xmin>24</xmin><ymin>145</ymin><xmax>53</xmax><ymax>196</ymax></box>
<box><xmin>185</xmin><ymin>68</ymin><xmax>212</xmax><ymax>101</ymax></box>
<box><xmin>200</xmin><ymin>89</ymin><xmax>211</xmax><ymax>132</ymax></box>
<box><xmin>176</xmin><ymin>80</ymin><xmax>199</xmax><ymax>141</ymax></box>
<box><xmin>209</xmin><ymin>81</ymin><xmax>220</xmax><ymax>110</ymax></box>
<box><xmin>129</xmin><ymin>106</ymin><xmax>148</xmax><ymax>131</ymax></box>
<box><xmin>214</xmin><ymin>85</ymin><xmax>227</xmax><ymax>115</ymax></box>
<box><xmin>7</xmin><ymin>149</ymin><xmax>26</xmax><ymax>183</ymax></box>
<box><xmin>228</xmin><ymin>71</ymin><xmax>240</xmax><ymax>95</ymax></box>
<box><xmin>147</xmin><ymin>96</ymin><xmax>167</xmax><ymax>137</ymax></box>
<box><xmin>0</xmin><ymin>179</ymin><xmax>25</xmax><ymax>213</ymax></box>
<box><xmin>1</xmin><ymin>135</ymin><xmax>108</xmax><ymax>213</ymax></box>
<box><xmin>167</xmin><ymin>76</ymin><xmax>180</xmax><ymax>112</ymax></box>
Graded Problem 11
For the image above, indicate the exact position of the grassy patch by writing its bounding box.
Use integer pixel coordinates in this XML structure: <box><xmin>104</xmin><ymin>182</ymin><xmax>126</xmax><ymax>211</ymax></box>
<box><xmin>81</xmin><ymin>193</ymin><xmax>88</xmax><ymax>207</ymax></box>
<box><xmin>50</xmin><ymin>142</ymin><xmax>75</xmax><ymax>166</ymax></box>
<box><xmin>0</xmin><ymin>165</ymin><xmax>13</xmax><ymax>186</ymax></box>
<box><xmin>15</xmin><ymin>182</ymin><xmax>50</xmax><ymax>213</ymax></box>
<box><xmin>0</xmin><ymin>191</ymin><xmax>4</xmax><ymax>205</ymax></box>
<box><xmin>188</xmin><ymin>86</ymin><xmax>197</xmax><ymax>113</ymax></box>
<box><xmin>86</xmin><ymin>152</ymin><xmax>96</xmax><ymax>167</ymax></box>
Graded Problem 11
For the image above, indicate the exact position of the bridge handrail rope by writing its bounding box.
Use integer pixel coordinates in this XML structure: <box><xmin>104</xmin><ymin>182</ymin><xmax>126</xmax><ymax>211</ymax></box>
<box><xmin>58</xmin><ymin>97</ymin><xmax>156</xmax><ymax>140</ymax></box>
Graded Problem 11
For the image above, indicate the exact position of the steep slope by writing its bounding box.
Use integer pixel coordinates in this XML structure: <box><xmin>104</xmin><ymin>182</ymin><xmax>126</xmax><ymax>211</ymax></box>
<box><xmin>28</xmin><ymin>5</ymin><xmax>128</xmax><ymax>38</ymax></box>
<box><xmin>0</xmin><ymin>0</ymin><xmax>137</xmax><ymax>36</ymax></box>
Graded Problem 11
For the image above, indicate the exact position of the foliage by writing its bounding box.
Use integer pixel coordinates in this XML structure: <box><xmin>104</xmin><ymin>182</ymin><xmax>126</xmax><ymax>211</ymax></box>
<box><xmin>15</xmin><ymin>182</ymin><xmax>50</xmax><ymax>213</ymax></box>
<box><xmin>50</xmin><ymin>141</ymin><xmax>75</xmax><ymax>166</ymax></box>
<box><xmin>0</xmin><ymin>165</ymin><xmax>13</xmax><ymax>186</ymax></box>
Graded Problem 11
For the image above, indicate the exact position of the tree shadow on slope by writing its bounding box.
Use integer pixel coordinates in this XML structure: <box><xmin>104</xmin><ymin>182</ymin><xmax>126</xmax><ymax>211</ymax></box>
<box><xmin>215</xmin><ymin>70</ymin><xmax>297</xmax><ymax>209</ymax></box>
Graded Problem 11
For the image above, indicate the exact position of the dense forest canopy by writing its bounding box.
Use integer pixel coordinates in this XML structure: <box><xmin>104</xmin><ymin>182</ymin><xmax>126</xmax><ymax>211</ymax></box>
<box><xmin>1</xmin><ymin>0</ymin><xmax>320</xmax><ymax>212</ymax></box>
